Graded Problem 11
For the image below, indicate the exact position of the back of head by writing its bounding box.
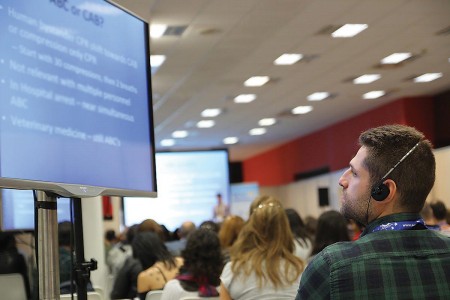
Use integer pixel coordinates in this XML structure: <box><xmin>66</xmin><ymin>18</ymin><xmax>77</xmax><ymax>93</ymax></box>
<box><xmin>312</xmin><ymin>210</ymin><xmax>350</xmax><ymax>255</ymax></box>
<box><xmin>132</xmin><ymin>231</ymin><xmax>173</xmax><ymax>269</ymax></box>
<box><xmin>138</xmin><ymin>219</ymin><xmax>165</xmax><ymax>241</ymax></box>
<box><xmin>218</xmin><ymin>215</ymin><xmax>245</xmax><ymax>249</ymax></box>
<box><xmin>181</xmin><ymin>228</ymin><xmax>223</xmax><ymax>286</ymax></box>
<box><xmin>430</xmin><ymin>200</ymin><xmax>447</xmax><ymax>221</ymax></box>
<box><xmin>58</xmin><ymin>221</ymin><xmax>73</xmax><ymax>247</ymax></box>
<box><xmin>179</xmin><ymin>221</ymin><xmax>196</xmax><ymax>239</ymax></box>
<box><xmin>359</xmin><ymin>124</ymin><xmax>435</xmax><ymax>212</ymax></box>
<box><xmin>285</xmin><ymin>208</ymin><xmax>309</xmax><ymax>241</ymax></box>
<box><xmin>199</xmin><ymin>220</ymin><xmax>220</xmax><ymax>233</ymax></box>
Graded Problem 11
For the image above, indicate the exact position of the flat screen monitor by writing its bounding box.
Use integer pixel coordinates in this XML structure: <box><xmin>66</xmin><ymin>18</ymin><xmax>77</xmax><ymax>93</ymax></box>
<box><xmin>123</xmin><ymin>150</ymin><xmax>230</xmax><ymax>231</ymax></box>
<box><xmin>1</xmin><ymin>188</ymin><xmax>72</xmax><ymax>231</ymax></box>
<box><xmin>0</xmin><ymin>0</ymin><xmax>156</xmax><ymax>198</ymax></box>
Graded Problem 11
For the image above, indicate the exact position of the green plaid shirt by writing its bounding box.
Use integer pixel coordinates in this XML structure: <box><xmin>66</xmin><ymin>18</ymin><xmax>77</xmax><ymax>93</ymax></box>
<box><xmin>296</xmin><ymin>213</ymin><xmax>450</xmax><ymax>299</ymax></box>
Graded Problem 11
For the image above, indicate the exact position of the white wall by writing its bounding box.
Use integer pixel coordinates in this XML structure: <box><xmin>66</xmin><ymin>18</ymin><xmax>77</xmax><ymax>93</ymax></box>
<box><xmin>260</xmin><ymin>146</ymin><xmax>450</xmax><ymax>219</ymax></box>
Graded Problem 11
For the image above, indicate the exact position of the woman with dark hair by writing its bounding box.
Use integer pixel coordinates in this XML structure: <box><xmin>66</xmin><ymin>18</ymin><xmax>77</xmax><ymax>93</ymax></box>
<box><xmin>220</xmin><ymin>196</ymin><xmax>304</xmax><ymax>299</ymax></box>
<box><xmin>310</xmin><ymin>210</ymin><xmax>350</xmax><ymax>258</ymax></box>
<box><xmin>137</xmin><ymin>232</ymin><xmax>183</xmax><ymax>299</ymax></box>
<box><xmin>161</xmin><ymin>228</ymin><xmax>224</xmax><ymax>299</ymax></box>
<box><xmin>285</xmin><ymin>208</ymin><xmax>313</xmax><ymax>261</ymax></box>
<box><xmin>112</xmin><ymin>231</ymin><xmax>180</xmax><ymax>299</ymax></box>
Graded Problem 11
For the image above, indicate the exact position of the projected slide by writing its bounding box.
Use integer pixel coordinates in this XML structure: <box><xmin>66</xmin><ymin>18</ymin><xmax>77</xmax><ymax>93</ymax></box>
<box><xmin>0</xmin><ymin>0</ymin><xmax>155</xmax><ymax>194</ymax></box>
<box><xmin>124</xmin><ymin>150</ymin><xmax>230</xmax><ymax>231</ymax></box>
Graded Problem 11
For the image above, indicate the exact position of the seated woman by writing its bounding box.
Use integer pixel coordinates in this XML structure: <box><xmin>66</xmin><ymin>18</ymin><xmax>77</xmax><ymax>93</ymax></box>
<box><xmin>218</xmin><ymin>215</ymin><xmax>245</xmax><ymax>263</ymax></box>
<box><xmin>285</xmin><ymin>208</ymin><xmax>313</xmax><ymax>261</ymax></box>
<box><xmin>136</xmin><ymin>232</ymin><xmax>183</xmax><ymax>300</ymax></box>
<box><xmin>220</xmin><ymin>195</ymin><xmax>304</xmax><ymax>299</ymax></box>
<box><xmin>161</xmin><ymin>228</ymin><xmax>224</xmax><ymax>300</ymax></box>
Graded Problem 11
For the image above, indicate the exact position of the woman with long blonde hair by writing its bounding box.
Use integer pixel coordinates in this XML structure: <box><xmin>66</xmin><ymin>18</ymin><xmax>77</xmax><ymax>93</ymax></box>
<box><xmin>220</xmin><ymin>195</ymin><xmax>304</xmax><ymax>299</ymax></box>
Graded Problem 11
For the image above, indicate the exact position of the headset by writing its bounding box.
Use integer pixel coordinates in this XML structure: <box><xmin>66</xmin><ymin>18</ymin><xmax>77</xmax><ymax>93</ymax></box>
<box><xmin>370</xmin><ymin>141</ymin><xmax>421</xmax><ymax>201</ymax></box>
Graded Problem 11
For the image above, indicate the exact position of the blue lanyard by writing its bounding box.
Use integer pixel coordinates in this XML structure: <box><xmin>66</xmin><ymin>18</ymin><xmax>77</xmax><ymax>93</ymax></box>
<box><xmin>371</xmin><ymin>218</ymin><xmax>426</xmax><ymax>233</ymax></box>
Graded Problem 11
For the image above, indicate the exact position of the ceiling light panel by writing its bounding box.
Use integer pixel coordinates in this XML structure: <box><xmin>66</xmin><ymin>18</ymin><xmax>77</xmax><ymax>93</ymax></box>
<box><xmin>201</xmin><ymin>108</ymin><xmax>221</xmax><ymax>117</ymax></box>
<box><xmin>223</xmin><ymin>137</ymin><xmax>238</xmax><ymax>145</ymax></box>
<box><xmin>307</xmin><ymin>92</ymin><xmax>330</xmax><ymax>101</ymax></box>
<box><xmin>353</xmin><ymin>74</ymin><xmax>381</xmax><ymax>84</ymax></box>
<box><xmin>413</xmin><ymin>73</ymin><xmax>443</xmax><ymax>83</ymax></box>
<box><xmin>381</xmin><ymin>53</ymin><xmax>412</xmax><ymax>64</ymax></box>
<box><xmin>292</xmin><ymin>106</ymin><xmax>313</xmax><ymax>115</ymax></box>
<box><xmin>172</xmin><ymin>130</ymin><xmax>188</xmax><ymax>138</ymax></box>
<box><xmin>274</xmin><ymin>53</ymin><xmax>303</xmax><ymax>65</ymax></box>
<box><xmin>258</xmin><ymin>118</ymin><xmax>277</xmax><ymax>126</ymax></box>
<box><xmin>363</xmin><ymin>90</ymin><xmax>385</xmax><ymax>99</ymax></box>
<box><xmin>331</xmin><ymin>24</ymin><xmax>368</xmax><ymax>38</ymax></box>
<box><xmin>160</xmin><ymin>139</ymin><xmax>175</xmax><ymax>147</ymax></box>
<box><xmin>249</xmin><ymin>128</ymin><xmax>267</xmax><ymax>135</ymax></box>
<box><xmin>150</xmin><ymin>24</ymin><xmax>167</xmax><ymax>38</ymax></box>
<box><xmin>244</xmin><ymin>76</ymin><xmax>270</xmax><ymax>87</ymax></box>
<box><xmin>197</xmin><ymin>120</ymin><xmax>215</xmax><ymax>128</ymax></box>
<box><xmin>234</xmin><ymin>94</ymin><xmax>257</xmax><ymax>103</ymax></box>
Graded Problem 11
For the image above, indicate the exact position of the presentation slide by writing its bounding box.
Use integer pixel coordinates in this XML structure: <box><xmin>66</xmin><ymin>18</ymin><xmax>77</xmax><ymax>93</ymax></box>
<box><xmin>124</xmin><ymin>150</ymin><xmax>230</xmax><ymax>231</ymax></box>
<box><xmin>1</xmin><ymin>189</ymin><xmax>72</xmax><ymax>231</ymax></box>
<box><xmin>0</xmin><ymin>0</ymin><xmax>155</xmax><ymax>194</ymax></box>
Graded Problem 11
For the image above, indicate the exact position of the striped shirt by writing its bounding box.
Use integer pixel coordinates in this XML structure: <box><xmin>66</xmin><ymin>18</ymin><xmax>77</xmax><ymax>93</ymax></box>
<box><xmin>296</xmin><ymin>213</ymin><xmax>450</xmax><ymax>299</ymax></box>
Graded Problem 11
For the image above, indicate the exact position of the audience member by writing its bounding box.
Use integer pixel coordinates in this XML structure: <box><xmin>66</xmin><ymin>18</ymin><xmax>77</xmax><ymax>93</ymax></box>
<box><xmin>107</xmin><ymin>225</ymin><xmax>137</xmax><ymax>276</ymax></box>
<box><xmin>137</xmin><ymin>232</ymin><xmax>183</xmax><ymax>300</ymax></box>
<box><xmin>304</xmin><ymin>216</ymin><xmax>318</xmax><ymax>238</ymax></box>
<box><xmin>218</xmin><ymin>215</ymin><xmax>245</xmax><ymax>263</ymax></box>
<box><xmin>199</xmin><ymin>220</ymin><xmax>220</xmax><ymax>233</ymax></box>
<box><xmin>110</xmin><ymin>231</ymin><xmax>149</xmax><ymax>299</ymax></box>
<box><xmin>430</xmin><ymin>200</ymin><xmax>450</xmax><ymax>236</ymax></box>
<box><xmin>296</xmin><ymin>124</ymin><xmax>450</xmax><ymax>299</ymax></box>
<box><xmin>310</xmin><ymin>210</ymin><xmax>350</xmax><ymax>259</ymax></box>
<box><xmin>104</xmin><ymin>229</ymin><xmax>118</xmax><ymax>261</ymax></box>
<box><xmin>0</xmin><ymin>232</ymin><xmax>31</xmax><ymax>299</ymax></box>
<box><xmin>165</xmin><ymin>221</ymin><xmax>196</xmax><ymax>256</ymax></box>
<box><xmin>347</xmin><ymin>219</ymin><xmax>365</xmax><ymax>241</ymax></box>
<box><xmin>220</xmin><ymin>195</ymin><xmax>304</xmax><ymax>299</ymax></box>
<box><xmin>161</xmin><ymin>228</ymin><xmax>223</xmax><ymax>299</ymax></box>
<box><xmin>58</xmin><ymin>221</ymin><xmax>73</xmax><ymax>284</ymax></box>
<box><xmin>137</xmin><ymin>219</ymin><xmax>165</xmax><ymax>241</ymax></box>
<box><xmin>285</xmin><ymin>208</ymin><xmax>313</xmax><ymax>261</ymax></box>
<box><xmin>421</xmin><ymin>202</ymin><xmax>440</xmax><ymax>230</ymax></box>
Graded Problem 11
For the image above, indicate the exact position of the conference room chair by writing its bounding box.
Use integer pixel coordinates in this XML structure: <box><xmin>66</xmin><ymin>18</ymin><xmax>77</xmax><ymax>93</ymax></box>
<box><xmin>145</xmin><ymin>290</ymin><xmax>163</xmax><ymax>300</ymax></box>
<box><xmin>0</xmin><ymin>273</ymin><xmax>28</xmax><ymax>300</ymax></box>
<box><xmin>60</xmin><ymin>291</ymin><xmax>103</xmax><ymax>300</ymax></box>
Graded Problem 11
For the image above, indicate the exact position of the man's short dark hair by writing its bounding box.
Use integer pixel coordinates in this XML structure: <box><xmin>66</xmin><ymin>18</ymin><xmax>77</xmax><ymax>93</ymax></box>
<box><xmin>359</xmin><ymin>124</ymin><xmax>435</xmax><ymax>212</ymax></box>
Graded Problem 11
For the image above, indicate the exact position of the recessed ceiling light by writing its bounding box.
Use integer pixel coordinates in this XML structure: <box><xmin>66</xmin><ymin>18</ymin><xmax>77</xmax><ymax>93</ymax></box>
<box><xmin>413</xmin><ymin>73</ymin><xmax>443</xmax><ymax>83</ymax></box>
<box><xmin>234</xmin><ymin>94</ymin><xmax>257</xmax><ymax>103</ymax></box>
<box><xmin>150</xmin><ymin>55</ymin><xmax>166</xmax><ymax>67</ymax></box>
<box><xmin>223</xmin><ymin>137</ymin><xmax>239</xmax><ymax>145</ymax></box>
<box><xmin>363</xmin><ymin>90</ymin><xmax>385</xmax><ymax>99</ymax></box>
<box><xmin>381</xmin><ymin>53</ymin><xmax>412</xmax><ymax>64</ymax></box>
<box><xmin>307</xmin><ymin>92</ymin><xmax>330</xmax><ymax>101</ymax></box>
<box><xmin>249</xmin><ymin>128</ymin><xmax>267</xmax><ymax>135</ymax></box>
<box><xmin>353</xmin><ymin>74</ymin><xmax>381</xmax><ymax>84</ymax></box>
<box><xmin>244</xmin><ymin>76</ymin><xmax>270</xmax><ymax>87</ymax></box>
<box><xmin>201</xmin><ymin>108</ymin><xmax>221</xmax><ymax>117</ymax></box>
<box><xmin>197</xmin><ymin>120</ymin><xmax>215</xmax><ymax>128</ymax></box>
<box><xmin>150</xmin><ymin>24</ymin><xmax>167</xmax><ymax>38</ymax></box>
<box><xmin>274</xmin><ymin>53</ymin><xmax>303</xmax><ymax>65</ymax></box>
<box><xmin>160</xmin><ymin>139</ymin><xmax>175</xmax><ymax>147</ymax></box>
<box><xmin>331</xmin><ymin>24</ymin><xmax>368</xmax><ymax>38</ymax></box>
<box><xmin>172</xmin><ymin>130</ymin><xmax>188</xmax><ymax>138</ymax></box>
<box><xmin>292</xmin><ymin>106</ymin><xmax>313</xmax><ymax>115</ymax></box>
<box><xmin>258</xmin><ymin>118</ymin><xmax>277</xmax><ymax>126</ymax></box>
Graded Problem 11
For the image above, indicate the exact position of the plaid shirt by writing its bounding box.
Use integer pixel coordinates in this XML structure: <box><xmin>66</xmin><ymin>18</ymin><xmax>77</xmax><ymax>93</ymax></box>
<box><xmin>296</xmin><ymin>213</ymin><xmax>450</xmax><ymax>299</ymax></box>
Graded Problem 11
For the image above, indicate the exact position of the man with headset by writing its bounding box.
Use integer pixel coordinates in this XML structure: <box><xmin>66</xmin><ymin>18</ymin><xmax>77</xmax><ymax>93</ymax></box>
<box><xmin>296</xmin><ymin>124</ymin><xmax>450</xmax><ymax>299</ymax></box>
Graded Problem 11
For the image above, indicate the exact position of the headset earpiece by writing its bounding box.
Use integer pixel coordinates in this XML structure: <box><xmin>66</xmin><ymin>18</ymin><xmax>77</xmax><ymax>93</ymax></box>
<box><xmin>371</xmin><ymin>183</ymin><xmax>390</xmax><ymax>201</ymax></box>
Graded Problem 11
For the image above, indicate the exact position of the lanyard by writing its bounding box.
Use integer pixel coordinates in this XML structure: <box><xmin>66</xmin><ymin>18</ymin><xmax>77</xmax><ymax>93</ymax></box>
<box><xmin>371</xmin><ymin>218</ymin><xmax>426</xmax><ymax>233</ymax></box>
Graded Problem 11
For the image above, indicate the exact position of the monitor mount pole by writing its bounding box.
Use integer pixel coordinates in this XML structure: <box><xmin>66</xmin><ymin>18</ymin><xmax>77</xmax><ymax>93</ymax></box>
<box><xmin>72</xmin><ymin>197</ymin><xmax>97</xmax><ymax>300</ymax></box>
<box><xmin>36</xmin><ymin>191</ymin><xmax>59</xmax><ymax>300</ymax></box>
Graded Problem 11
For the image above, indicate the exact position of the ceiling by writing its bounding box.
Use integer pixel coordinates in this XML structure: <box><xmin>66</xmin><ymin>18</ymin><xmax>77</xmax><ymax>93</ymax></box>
<box><xmin>112</xmin><ymin>0</ymin><xmax>450</xmax><ymax>162</ymax></box>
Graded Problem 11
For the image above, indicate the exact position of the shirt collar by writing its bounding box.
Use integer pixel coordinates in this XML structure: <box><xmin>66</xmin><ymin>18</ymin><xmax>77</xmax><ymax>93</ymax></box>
<box><xmin>361</xmin><ymin>213</ymin><xmax>422</xmax><ymax>237</ymax></box>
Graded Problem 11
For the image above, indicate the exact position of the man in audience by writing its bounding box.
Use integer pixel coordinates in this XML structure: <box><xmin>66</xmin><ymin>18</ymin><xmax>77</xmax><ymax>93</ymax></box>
<box><xmin>297</xmin><ymin>124</ymin><xmax>450</xmax><ymax>299</ymax></box>
<box><xmin>430</xmin><ymin>200</ymin><xmax>450</xmax><ymax>236</ymax></box>
<box><xmin>165</xmin><ymin>221</ymin><xmax>196</xmax><ymax>256</ymax></box>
